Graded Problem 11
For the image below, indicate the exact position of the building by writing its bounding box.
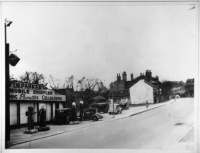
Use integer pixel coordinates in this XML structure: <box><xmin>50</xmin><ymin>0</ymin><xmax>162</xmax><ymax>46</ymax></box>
<box><xmin>166</xmin><ymin>79</ymin><xmax>194</xmax><ymax>99</ymax></box>
<box><xmin>10</xmin><ymin>81</ymin><xmax>66</xmax><ymax>128</ymax></box>
<box><xmin>185</xmin><ymin>79</ymin><xmax>194</xmax><ymax>97</ymax></box>
<box><xmin>171</xmin><ymin>86</ymin><xmax>186</xmax><ymax>97</ymax></box>
<box><xmin>129</xmin><ymin>79</ymin><xmax>155</xmax><ymax>104</ymax></box>
<box><xmin>108</xmin><ymin>70</ymin><xmax>162</xmax><ymax>103</ymax></box>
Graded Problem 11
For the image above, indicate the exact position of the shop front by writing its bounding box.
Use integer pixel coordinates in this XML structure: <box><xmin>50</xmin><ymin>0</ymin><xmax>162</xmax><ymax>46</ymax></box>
<box><xmin>9</xmin><ymin>81</ymin><xmax>66</xmax><ymax>128</ymax></box>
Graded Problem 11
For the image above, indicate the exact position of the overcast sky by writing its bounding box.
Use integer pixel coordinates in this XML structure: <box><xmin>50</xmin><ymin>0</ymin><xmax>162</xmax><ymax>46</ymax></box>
<box><xmin>2</xmin><ymin>2</ymin><xmax>197</xmax><ymax>88</ymax></box>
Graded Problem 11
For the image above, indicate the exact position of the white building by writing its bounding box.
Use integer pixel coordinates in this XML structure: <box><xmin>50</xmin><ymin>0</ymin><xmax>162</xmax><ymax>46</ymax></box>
<box><xmin>129</xmin><ymin>79</ymin><xmax>155</xmax><ymax>104</ymax></box>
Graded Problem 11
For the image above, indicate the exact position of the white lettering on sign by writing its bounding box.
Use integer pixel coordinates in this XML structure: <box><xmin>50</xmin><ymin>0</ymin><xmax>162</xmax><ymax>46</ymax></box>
<box><xmin>42</xmin><ymin>95</ymin><xmax>62</xmax><ymax>101</ymax></box>
<box><xmin>10</xmin><ymin>88</ymin><xmax>54</xmax><ymax>95</ymax></box>
<box><xmin>10</xmin><ymin>93</ymin><xmax>65</xmax><ymax>101</ymax></box>
<box><xmin>19</xmin><ymin>94</ymin><xmax>39</xmax><ymax>100</ymax></box>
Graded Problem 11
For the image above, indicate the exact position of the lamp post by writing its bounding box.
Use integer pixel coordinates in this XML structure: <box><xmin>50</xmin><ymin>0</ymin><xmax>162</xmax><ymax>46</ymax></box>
<box><xmin>5</xmin><ymin>19</ymin><xmax>12</xmax><ymax>144</ymax></box>
<box><xmin>5</xmin><ymin>20</ymin><xmax>20</xmax><ymax>147</ymax></box>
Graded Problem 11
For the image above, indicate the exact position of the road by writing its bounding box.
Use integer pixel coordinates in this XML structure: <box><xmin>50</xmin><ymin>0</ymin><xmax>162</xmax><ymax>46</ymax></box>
<box><xmin>10</xmin><ymin>98</ymin><xmax>194</xmax><ymax>149</ymax></box>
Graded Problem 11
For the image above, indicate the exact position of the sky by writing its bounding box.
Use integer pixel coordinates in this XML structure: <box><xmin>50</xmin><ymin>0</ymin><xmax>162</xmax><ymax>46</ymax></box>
<box><xmin>2</xmin><ymin>2</ymin><xmax>198</xmax><ymax>89</ymax></box>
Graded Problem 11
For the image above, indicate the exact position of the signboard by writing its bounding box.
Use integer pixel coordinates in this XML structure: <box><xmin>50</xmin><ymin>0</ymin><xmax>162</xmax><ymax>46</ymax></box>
<box><xmin>10</xmin><ymin>82</ymin><xmax>66</xmax><ymax>101</ymax></box>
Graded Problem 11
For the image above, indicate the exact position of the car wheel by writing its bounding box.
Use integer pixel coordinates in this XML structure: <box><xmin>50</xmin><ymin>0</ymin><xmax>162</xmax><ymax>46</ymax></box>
<box><xmin>93</xmin><ymin>116</ymin><xmax>98</xmax><ymax>121</ymax></box>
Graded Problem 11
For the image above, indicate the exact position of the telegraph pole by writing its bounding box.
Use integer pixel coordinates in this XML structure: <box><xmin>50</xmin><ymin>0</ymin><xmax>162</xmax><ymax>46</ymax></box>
<box><xmin>5</xmin><ymin>19</ymin><xmax>12</xmax><ymax>146</ymax></box>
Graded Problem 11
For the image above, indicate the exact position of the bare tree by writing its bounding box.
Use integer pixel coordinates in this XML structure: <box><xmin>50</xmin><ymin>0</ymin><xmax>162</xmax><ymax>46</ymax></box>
<box><xmin>77</xmin><ymin>77</ymin><xmax>86</xmax><ymax>91</ymax></box>
<box><xmin>19</xmin><ymin>71</ymin><xmax>47</xmax><ymax>86</ymax></box>
<box><xmin>77</xmin><ymin>77</ymin><xmax>106</xmax><ymax>92</ymax></box>
<box><xmin>65</xmin><ymin>75</ymin><xmax>74</xmax><ymax>88</ymax></box>
<box><xmin>48</xmin><ymin>75</ymin><xmax>60</xmax><ymax>89</ymax></box>
<box><xmin>31</xmin><ymin>72</ymin><xmax>45</xmax><ymax>84</ymax></box>
<box><xmin>20</xmin><ymin>71</ymin><xmax>31</xmax><ymax>83</ymax></box>
<box><xmin>96</xmin><ymin>81</ymin><xmax>107</xmax><ymax>92</ymax></box>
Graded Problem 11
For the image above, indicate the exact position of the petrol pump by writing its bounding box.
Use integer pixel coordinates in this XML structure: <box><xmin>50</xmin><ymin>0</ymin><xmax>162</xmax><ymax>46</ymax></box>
<box><xmin>26</xmin><ymin>106</ymin><xmax>35</xmax><ymax>130</ymax></box>
<box><xmin>24</xmin><ymin>106</ymin><xmax>38</xmax><ymax>134</ymax></box>
<box><xmin>39</xmin><ymin>107</ymin><xmax>46</xmax><ymax>127</ymax></box>
<box><xmin>36</xmin><ymin>104</ymin><xmax>50</xmax><ymax>131</ymax></box>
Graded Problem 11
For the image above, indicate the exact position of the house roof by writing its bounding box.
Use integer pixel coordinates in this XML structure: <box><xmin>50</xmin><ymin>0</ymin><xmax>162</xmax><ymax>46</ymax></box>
<box><xmin>144</xmin><ymin>80</ymin><xmax>158</xmax><ymax>88</ymax></box>
<box><xmin>128</xmin><ymin>79</ymin><xmax>158</xmax><ymax>89</ymax></box>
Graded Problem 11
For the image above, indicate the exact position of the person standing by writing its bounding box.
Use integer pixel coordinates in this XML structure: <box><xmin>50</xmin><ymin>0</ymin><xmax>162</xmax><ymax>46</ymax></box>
<box><xmin>146</xmin><ymin>100</ymin><xmax>149</xmax><ymax>109</ymax></box>
<box><xmin>80</xmin><ymin>100</ymin><xmax>84</xmax><ymax>121</ymax></box>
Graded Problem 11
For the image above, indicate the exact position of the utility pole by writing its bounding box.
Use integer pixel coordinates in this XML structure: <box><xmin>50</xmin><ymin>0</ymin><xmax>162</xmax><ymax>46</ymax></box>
<box><xmin>5</xmin><ymin>19</ymin><xmax>12</xmax><ymax>145</ymax></box>
<box><xmin>5</xmin><ymin>20</ymin><xmax>20</xmax><ymax>147</ymax></box>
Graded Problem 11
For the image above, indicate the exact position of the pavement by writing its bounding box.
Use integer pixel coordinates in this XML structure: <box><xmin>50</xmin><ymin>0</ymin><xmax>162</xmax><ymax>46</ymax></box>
<box><xmin>7</xmin><ymin>98</ymin><xmax>194</xmax><ymax>149</ymax></box>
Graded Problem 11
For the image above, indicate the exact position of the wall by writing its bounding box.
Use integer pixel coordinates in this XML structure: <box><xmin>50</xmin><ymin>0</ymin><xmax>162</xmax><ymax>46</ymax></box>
<box><xmin>10</xmin><ymin>102</ymin><xmax>17</xmax><ymax>125</ymax></box>
<box><xmin>10</xmin><ymin>101</ymin><xmax>64</xmax><ymax>127</ymax></box>
<box><xmin>130</xmin><ymin>80</ymin><xmax>154</xmax><ymax>104</ymax></box>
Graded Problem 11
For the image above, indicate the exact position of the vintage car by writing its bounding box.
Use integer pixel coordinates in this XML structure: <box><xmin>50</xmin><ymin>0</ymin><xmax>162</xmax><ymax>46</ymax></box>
<box><xmin>108</xmin><ymin>104</ymin><xmax>122</xmax><ymax>115</ymax></box>
<box><xmin>54</xmin><ymin>108</ymin><xmax>72</xmax><ymax>124</ymax></box>
<box><xmin>119</xmin><ymin>102</ymin><xmax>130</xmax><ymax>110</ymax></box>
<box><xmin>91</xmin><ymin>103</ymin><xmax>109</xmax><ymax>113</ymax></box>
<box><xmin>84</xmin><ymin>108</ymin><xmax>103</xmax><ymax>121</ymax></box>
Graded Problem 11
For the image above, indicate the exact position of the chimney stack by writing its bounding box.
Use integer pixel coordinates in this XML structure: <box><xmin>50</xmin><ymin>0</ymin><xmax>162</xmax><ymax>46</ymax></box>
<box><xmin>122</xmin><ymin>71</ymin><xmax>127</xmax><ymax>81</ymax></box>
<box><xmin>145</xmin><ymin>70</ymin><xmax>152</xmax><ymax>81</ymax></box>
<box><xmin>131</xmin><ymin>73</ymin><xmax>134</xmax><ymax>81</ymax></box>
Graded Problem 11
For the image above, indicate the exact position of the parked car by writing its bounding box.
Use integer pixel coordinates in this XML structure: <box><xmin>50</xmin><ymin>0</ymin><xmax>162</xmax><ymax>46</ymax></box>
<box><xmin>84</xmin><ymin>108</ymin><xmax>103</xmax><ymax>121</ymax></box>
<box><xmin>91</xmin><ymin>103</ymin><xmax>109</xmax><ymax>113</ymax></box>
<box><xmin>119</xmin><ymin>102</ymin><xmax>130</xmax><ymax>110</ymax></box>
<box><xmin>54</xmin><ymin>108</ymin><xmax>79</xmax><ymax>124</ymax></box>
<box><xmin>108</xmin><ymin>104</ymin><xmax>122</xmax><ymax>115</ymax></box>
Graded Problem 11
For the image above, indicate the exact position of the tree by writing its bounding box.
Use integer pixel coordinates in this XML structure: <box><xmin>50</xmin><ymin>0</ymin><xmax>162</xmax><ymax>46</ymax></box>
<box><xmin>65</xmin><ymin>75</ymin><xmax>74</xmax><ymax>89</ymax></box>
<box><xmin>19</xmin><ymin>71</ymin><xmax>47</xmax><ymax>86</ymax></box>
<box><xmin>77</xmin><ymin>77</ymin><xmax>86</xmax><ymax>91</ymax></box>
<box><xmin>20</xmin><ymin>71</ymin><xmax>32</xmax><ymax>83</ymax></box>
<box><xmin>48</xmin><ymin>75</ymin><xmax>60</xmax><ymax>89</ymax></box>
<box><xmin>31</xmin><ymin>72</ymin><xmax>45</xmax><ymax>84</ymax></box>
<box><xmin>96</xmin><ymin>81</ymin><xmax>107</xmax><ymax>93</ymax></box>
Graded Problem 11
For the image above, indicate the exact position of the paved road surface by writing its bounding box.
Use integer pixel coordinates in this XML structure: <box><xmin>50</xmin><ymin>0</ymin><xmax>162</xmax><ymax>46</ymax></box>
<box><xmin>10</xmin><ymin>98</ymin><xmax>193</xmax><ymax>149</ymax></box>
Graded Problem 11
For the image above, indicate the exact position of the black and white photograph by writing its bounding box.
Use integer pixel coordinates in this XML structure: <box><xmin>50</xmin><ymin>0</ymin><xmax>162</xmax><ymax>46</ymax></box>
<box><xmin>1</xmin><ymin>0</ymin><xmax>199</xmax><ymax>152</ymax></box>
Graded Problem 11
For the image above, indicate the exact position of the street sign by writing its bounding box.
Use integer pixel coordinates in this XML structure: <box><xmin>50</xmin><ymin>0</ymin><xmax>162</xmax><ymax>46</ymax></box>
<box><xmin>9</xmin><ymin>53</ymin><xmax>20</xmax><ymax>66</ymax></box>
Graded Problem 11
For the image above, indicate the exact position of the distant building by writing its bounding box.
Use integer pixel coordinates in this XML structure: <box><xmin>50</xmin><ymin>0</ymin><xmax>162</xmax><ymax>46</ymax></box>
<box><xmin>185</xmin><ymin>79</ymin><xmax>194</xmax><ymax>97</ymax></box>
<box><xmin>108</xmin><ymin>70</ymin><xmax>162</xmax><ymax>103</ymax></box>
<box><xmin>164</xmin><ymin>79</ymin><xmax>194</xmax><ymax>99</ymax></box>
<box><xmin>171</xmin><ymin>86</ymin><xmax>186</xmax><ymax>97</ymax></box>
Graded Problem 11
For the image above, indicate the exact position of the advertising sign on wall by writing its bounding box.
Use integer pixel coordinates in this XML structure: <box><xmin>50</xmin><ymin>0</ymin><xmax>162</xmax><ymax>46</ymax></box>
<box><xmin>10</xmin><ymin>82</ymin><xmax>66</xmax><ymax>101</ymax></box>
